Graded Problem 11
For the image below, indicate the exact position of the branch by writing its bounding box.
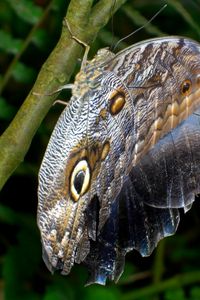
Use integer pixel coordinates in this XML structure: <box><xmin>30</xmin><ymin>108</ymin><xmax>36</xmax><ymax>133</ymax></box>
<box><xmin>0</xmin><ymin>0</ymin><xmax>127</xmax><ymax>190</ymax></box>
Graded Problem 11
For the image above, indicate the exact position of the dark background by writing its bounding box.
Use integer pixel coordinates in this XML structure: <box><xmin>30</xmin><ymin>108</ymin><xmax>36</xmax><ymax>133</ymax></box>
<box><xmin>1</xmin><ymin>0</ymin><xmax>200</xmax><ymax>299</ymax></box>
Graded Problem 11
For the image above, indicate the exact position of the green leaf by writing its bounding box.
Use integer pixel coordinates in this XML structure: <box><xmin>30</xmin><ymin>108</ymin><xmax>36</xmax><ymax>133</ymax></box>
<box><xmin>0</xmin><ymin>30</ymin><xmax>23</xmax><ymax>54</ymax></box>
<box><xmin>0</xmin><ymin>203</ymin><xmax>20</xmax><ymax>225</ymax></box>
<box><xmin>0</xmin><ymin>97</ymin><xmax>16</xmax><ymax>120</ymax></box>
<box><xmin>32</xmin><ymin>29</ymin><xmax>50</xmax><ymax>50</ymax></box>
<box><xmin>190</xmin><ymin>286</ymin><xmax>200</xmax><ymax>300</ymax></box>
<box><xmin>3</xmin><ymin>227</ymin><xmax>41</xmax><ymax>300</ymax></box>
<box><xmin>5</xmin><ymin>0</ymin><xmax>43</xmax><ymax>25</ymax></box>
<box><xmin>84</xmin><ymin>285</ymin><xmax>121</xmax><ymax>300</ymax></box>
<box><xmin>0</xmin><ymin>203</ymin><xmax>35</xmax><ymax>228</ymax></box>
<box><xmin>164</xmin><ymin>288</ymin><xmax>186</xmax><ymax>300</ymax></box>
<box><xmin>0</xmin><ymin>1</ymin><xmax>13</xmax><ymax>23</ymax></box>
<box><xmin>52</xmin><ymin>0</ymin><xmax>66</xmax><ymax>12</ymax></box>
<box><xmin>43</xmin><ymin>278</ymin><xmax>75</xmax><ymax>300</ymax></box>
<box><xmin>12</xmin><ymin>62</ymin><xmax>36</xmax><ymax>84</ymax></box>
<box><xmin>118</xmin><ymin>262</ymin><xmax>137</xmax><ymax>284</ymax></box>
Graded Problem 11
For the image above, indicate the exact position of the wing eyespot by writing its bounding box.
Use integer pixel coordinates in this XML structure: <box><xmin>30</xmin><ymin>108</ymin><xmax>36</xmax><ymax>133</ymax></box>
<box><xmin>180</xmin><ymin>79</ymin><xmax>192</xmax><ymax>95</ymax></box>
<box><xmin>109</xmin><ymin>89</ymin><xmax>126</xmax><ymax>115</ymax></box>
<box><xmin>70</xmin><ymin>160</ymin><xmax>90</xmax><ymax>201</ymax></box>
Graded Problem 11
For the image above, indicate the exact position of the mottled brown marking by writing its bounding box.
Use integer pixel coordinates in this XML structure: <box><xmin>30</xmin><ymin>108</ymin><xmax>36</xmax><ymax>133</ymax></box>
<box><xmin>150</xmin><ymin>74</ymin><xmax>162</xmax><ymax>83</ymax></box>
<box><xmin>88</xmin><ymin>144</ymin><xmax>101</xmax><ymax>170</ymax></box>
<box><xmin>135</xmin><ymin>63</ymin><xmax>141</xmax><ymax>70</ymax></box>
<box><xmin>100</xmin><ymin>108</ymin><xmax>107</xmax><ymax>120</ymax></box>
<box><xmin>101</xmin><ymin>141</ymin><xmax>110</xmax><ymax>161</ymax></box>
<box><xmin>196</xmin><ymin>75</ymin><xmax>200</xmax><ymax>86</ymax></box>
<box><xmin>173</xmin><ymin>43</ymin><xmax>182</xmax><ymax>57</ymax></box>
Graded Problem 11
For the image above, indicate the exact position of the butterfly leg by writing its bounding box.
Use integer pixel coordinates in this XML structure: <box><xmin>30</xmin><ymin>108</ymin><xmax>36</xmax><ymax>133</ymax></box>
<box><xmin>33</xmin><ymin>83</ymin><xmax>74</xmax><ymax>96</ymax></box>
<box><xmin>64</xmin><ymin>18</ymin><xmax>90</xmax><ymax>70</ymax></box>
<box><xmin>32</xmin><ymin>91</ymin><xmax>69</xmax><ymax>107</ymax></box>
<box><xmin>53</xmin><ymin>99</ymin><xmax>68</xmax><ymax>107</ymax></box>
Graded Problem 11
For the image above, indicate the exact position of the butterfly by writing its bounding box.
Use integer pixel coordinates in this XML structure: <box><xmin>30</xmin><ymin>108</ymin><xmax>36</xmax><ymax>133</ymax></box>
<box><xmin>37</xmin><ymin>36</ymin><xmax>200</xmax><ymax>285</ymax></box>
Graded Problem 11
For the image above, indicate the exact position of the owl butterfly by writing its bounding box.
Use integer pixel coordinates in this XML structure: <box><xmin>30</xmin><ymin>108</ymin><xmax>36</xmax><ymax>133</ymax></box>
<box><xmin>38</xmin><ymin>35</ymin><xmax>200</xmax><ymax>285</ymax></box>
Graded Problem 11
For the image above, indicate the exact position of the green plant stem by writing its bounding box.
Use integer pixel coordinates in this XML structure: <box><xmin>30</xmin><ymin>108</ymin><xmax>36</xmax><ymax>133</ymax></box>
<box><xmin>122</xmin><ymin>4</ymin><xmax>166</xmax><ymax>37</ymax></box>
<box><xmin>122</xmin><ymin>271</ymin><xmax>200</xmax><ymax>300</ymax></box>
<box><xmin>152</xmin><ymin>239</ymin><xmax>165</xmax><ymax>284</ymax></box>
<box><xmin>0</xmin><ymin>0</ymin><xmax>53</xmax><ymax>95</ymax></box>
<box><xmin>167</xmin><ymin>0</ymin><xmax>200</xmax><ymax>37</ymax></box>
<box><xmin>119</xmin><ymin>271</ymin><xmax>151</xmax><ymax>285</ymax></box>
<box><xmin>0</xmin><ymin>0</ymin><xmax>127</xmax><ymax>191</ymax></box>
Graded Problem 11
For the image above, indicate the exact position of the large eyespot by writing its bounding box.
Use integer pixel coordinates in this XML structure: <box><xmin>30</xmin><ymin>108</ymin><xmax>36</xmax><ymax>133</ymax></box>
<box><xmin>70</xmin><ymin>160</ymin><xmax>90</xmax><ymax>201</ymax></box>
<box><xmin>109</xmin><ymin>89</ymin><xmax>126</xmax><ymax>115</ymax></box>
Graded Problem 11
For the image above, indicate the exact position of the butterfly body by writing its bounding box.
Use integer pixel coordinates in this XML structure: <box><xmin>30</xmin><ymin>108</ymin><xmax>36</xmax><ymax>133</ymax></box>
<box><xmin>38</xmin><ymin>37</ymin><xmax>200</xmax><ymax>284</ymax></box>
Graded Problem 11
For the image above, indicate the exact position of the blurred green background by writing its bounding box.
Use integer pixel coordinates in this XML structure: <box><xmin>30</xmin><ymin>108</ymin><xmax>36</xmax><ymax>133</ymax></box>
<box><xmin>1</xmin><ymin>0</ymin><xmax>200</xmax><ymax>299</ymax></box>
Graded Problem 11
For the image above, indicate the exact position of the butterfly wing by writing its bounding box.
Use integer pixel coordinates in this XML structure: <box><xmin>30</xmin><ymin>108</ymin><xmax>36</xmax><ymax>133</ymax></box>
<box><xmin>105</xmin><ymin>37</ymin><xmax>200</xmax><ymax>208</ymax></box>
<box><xmin>85</xmin><ymin>180</ymin><xmax>180</xmax><ymax>285</ymax></box>
<box><xmin>84</xmin><ymin>109</ymin><xmax>200</xmax><ymax>284</ymax></box>
<box><xmin>38</xmin><ymin>37</ymin><xmax>200</xmax><ymax>284</ymax></box>
<box><xmin>130</xmin><ymin>109</ymin><xmax>200</xmax><ymax>209</ymax></box>
<box><xmin>83</xmin><ymin>38</ymin><xmax>200</xmax><ymax>284</ymax></box>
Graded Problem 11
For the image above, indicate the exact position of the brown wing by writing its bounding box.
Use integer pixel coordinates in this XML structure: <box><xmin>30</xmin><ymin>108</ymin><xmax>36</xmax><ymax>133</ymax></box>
<box><xmin>106</xmin><ymin>37</ymin><xmax>200</xmax><ymax>166</ymax></box>
<box><xmin>84</xmin><ymin>110</ymin><xmax>200</xmax><ymax>284</ymax></box>
<box><xmin>38</xmin><ymin>37</ymin><xmax>200</xmax><ymax>285</ymax></box>
<box><xmin>83</xmin><ymin>38</ymin><xmax>200</xmax><ymax>284</ymax></box>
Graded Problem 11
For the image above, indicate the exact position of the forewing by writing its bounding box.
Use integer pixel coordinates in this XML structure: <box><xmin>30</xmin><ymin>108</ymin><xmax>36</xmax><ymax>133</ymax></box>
<box><xmin>106</xmin><ymin>37</ymin><xmax>200</xmax><ymax>166</ymax></box>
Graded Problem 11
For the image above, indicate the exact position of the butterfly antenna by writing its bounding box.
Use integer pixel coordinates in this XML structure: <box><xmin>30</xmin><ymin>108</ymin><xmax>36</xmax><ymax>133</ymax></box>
<box><xmin>113</xmin><ymin>4</ymin><xmax>167</xmax><ymax>51</ymax></box>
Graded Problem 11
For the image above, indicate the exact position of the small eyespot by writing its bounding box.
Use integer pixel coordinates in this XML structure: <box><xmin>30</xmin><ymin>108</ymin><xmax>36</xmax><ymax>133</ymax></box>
<box><xmin>70</xmin><ymin>160</ymin><xmax>90</xmax><ymax>201</ymax></box>
<box><xmin>181</xmin><ymin>79</ymin><xmax>192</xmax><ymax>95</ymax></box>
<box><xmin>109</xmin><ymin>90</ymin><xmax>126</xmax><ymax>115</ymax></box>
